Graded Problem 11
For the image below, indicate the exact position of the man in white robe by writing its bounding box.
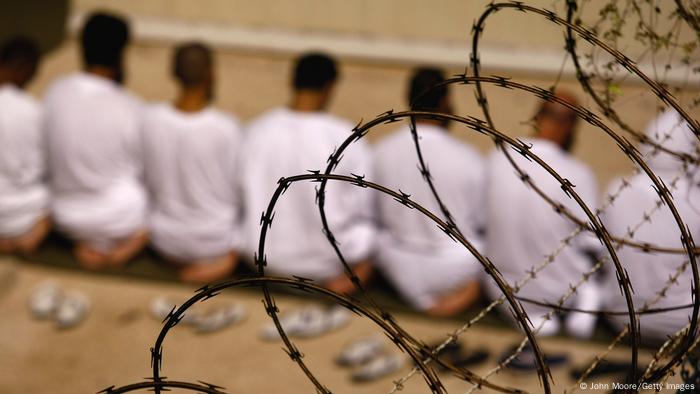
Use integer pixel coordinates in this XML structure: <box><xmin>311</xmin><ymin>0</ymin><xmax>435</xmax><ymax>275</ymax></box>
<box><xmin>373</xmin><ymin>68</ymin><xmax>484</xmax><ymax>317</ymax></box>
<box><xmin>602</xmin><ymin>110</ymin><xmax>699</xmax><ymax>343</ymax></box>
<box><xmin>484</xmin><ymin>92</ymin><xmax>603</xmax><ymax>338</ymax></box>
<box><xmin>241</xmin><ymin>53</ymin><xmax>374</xmax><ymax>294</ymax></box>
<box><xmin>44</xmin><ymin>13</ymin><xmax>147</xmax><ymax>269</ymax></box>
<box><xmin>143</xmin><ymin>42</ymin><xmax>243</xmax><ymax>283</ymax></box>
<box><xmin>0</xmin><ymin>37</ymin><xmax>50</xmax><ymax>254</ymax></box>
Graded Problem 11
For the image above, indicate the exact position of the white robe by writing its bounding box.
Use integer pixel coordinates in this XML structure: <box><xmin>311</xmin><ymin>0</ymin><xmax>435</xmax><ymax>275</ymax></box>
<box><xmin>142</xmin><ymin>103</ymin><xmax>243</xmax><ymax>261</ymax></box>
<box><xmin>484</xmin><ymin>138</ymin><xmax>601</xmax><ymax>334</ymax></box>
<box><xmin>241</xmin><ymin>107</ymin><xmax>375</xmax><ymax>280</ymax></box>
<box><xmin>44</xmin><ymin>73</ymin><xmax>147</xmax><ymax>250</ymax></box>
<box><xmin>373</xmin><ymin>124</ymin><xmax>485</xmax><ymax>310</ymax></box>
<box><xmin>602</xmin><ymin>110</ymin><xmax>700</xmax><ymax>341</ymax></box>
<box><xmin>0</xmin><ymin>84</ymin><xmax>48</xmax><ymax>237</ymax></box>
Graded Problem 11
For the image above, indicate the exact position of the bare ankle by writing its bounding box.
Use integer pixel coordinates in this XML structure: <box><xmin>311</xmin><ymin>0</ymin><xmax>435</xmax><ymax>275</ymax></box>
<box><xmin>75</xmin><ymin>244</ymin><xmax>109</xmax><ymax>270</ymax></box>
<box><xmin>107</xmin><ymin>231</ymin><xmax>148</xmax><ymax>267</ymax></box>
<box><xmin>0</xmin><ymin>239</ymin><xmax>15</xmax><ymax>254</ymax></box>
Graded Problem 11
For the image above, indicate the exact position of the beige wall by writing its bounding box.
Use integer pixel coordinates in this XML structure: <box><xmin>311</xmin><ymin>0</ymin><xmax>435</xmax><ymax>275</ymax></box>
<box><xmin>71</xmin><ymin>0</ymin><xmax>696</xmax><ymax>58</ymax></box>
<box><xmin>24</xmin><ymin>1</ymin><xmax>699</xmax><ymax>194</ymax></box>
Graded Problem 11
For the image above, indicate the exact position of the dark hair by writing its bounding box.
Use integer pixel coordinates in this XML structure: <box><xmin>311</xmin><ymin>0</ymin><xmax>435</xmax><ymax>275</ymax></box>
<box><xmin>293</xmin><ymin>53</ymin><xmax>337</xmax><ymax>90</ymax></box>
<box><xmin>534</xmin><ymin>91</ymin><xmax>579</xmax><ymax>125</ymax></box>
<box><xmin>408</xmin><ymin>68</ymin><xmax>447</xmax><ymax>111</ymax></box>
<box><xmin>0</xmin><ymin>36</ymin><xmax>40</xmax><ymax>66</ymax></box>
<box><xmin>173</xmin><ymin>42</ymin><xmax>212</xmax><ymax>87</ymax></box>
<box><xmin>81</xmin><ymin>12</ymin><xmax>130</xmax><ymax>68</ymax></box>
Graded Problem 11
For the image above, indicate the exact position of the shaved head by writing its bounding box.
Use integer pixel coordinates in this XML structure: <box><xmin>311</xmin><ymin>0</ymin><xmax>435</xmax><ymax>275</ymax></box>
<box><xmin>535</xmin><ymin>90</ymin><xmax>580</xmax><ymax>151</ymax></box>
<box><xmin>173</xmin><ymin>42</ymin><xmax>213</xmax><ymax>88</ymax></box>
<box><xmin>537</xmin><ymin>90</ymin><xmax>578</xmax><ymax>117</ymax></box>
<box><xmin>293</xmin><ymin>53</ymin><xmax>337</xmax><ymax>90</ymax></box>
<box><xmin>0</xmin><ymin>36</ymin><xmax>41</xmax><ymax>88</ymax></box>
<box><xmin>408</xmin><ymin>67</ymin><xmax>448</xmax><ymax>111</ymax></box>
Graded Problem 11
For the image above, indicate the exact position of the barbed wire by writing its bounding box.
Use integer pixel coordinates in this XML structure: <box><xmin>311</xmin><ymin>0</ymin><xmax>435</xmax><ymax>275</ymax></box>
<box><xmin>568</xmin><ymin>233</ymin><xmax>693</xmax><ymax>391</ymax></box>
<box><xmin>104</xmin><ymin>1</ymin><xmax>699</xmax><ymax>393</ymax></box>
<box><xmin>107</xmin><ymin>108</ymin><xmax>697</xmax><ymax>393</ymax></box>
<box><xmin>564</xmin><ymin>0</ymin><xmax>699</xmax><ymax>164</ymax></box>
<box><xmin>467</xmin><ymin>167</ymin><xmax>690</xmax><ymax>392</ymax></box>
<box><xmin>655</xmin><ymin>331</ymin><xmax>700</xmax><ymax>393</ymax></box>
<box><xmin>106</xmin><ymin>175</ymin><xmax>543</xmax><ymax>394</ymax></box>
<box><xmin>390</xmin><ymin>164</ymin><xmax>688</xmax><ymax>392</ymax></box>
<box><xmin>468</xmin><ymin>1</ymin><xmax>699</xmax><ymax>388</ymax></box>
<box><xmin>675</xmin><ymin>0</ymin><xmax>700</xmax><ymax>34</ymax></box>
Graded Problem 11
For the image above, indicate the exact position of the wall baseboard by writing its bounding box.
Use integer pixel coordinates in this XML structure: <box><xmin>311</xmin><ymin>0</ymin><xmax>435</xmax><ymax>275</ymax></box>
<box><xmin>68</xmin><ymin>11</ymin><xmax>697</xmax><ymax>87</ymax></box>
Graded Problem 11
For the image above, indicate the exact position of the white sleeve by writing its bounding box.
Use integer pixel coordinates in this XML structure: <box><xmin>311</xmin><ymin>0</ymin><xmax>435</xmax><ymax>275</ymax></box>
<box><xmin>330</xmin><ymin>137</ymin><xmax>377</xmax><ymax>263</ymax></box>
<box><xmin>450</xmin><ymin>151</ymin><xmax>486</xmax><ymax>249</ymax></box>
<box><xmin>230</xmin><ymin>130</ymin><xmax>246</xmax><ymax>251</ymax></box>
<box><xmin>471</xmin><ymin>154</ymin><xmax>488</xmax><ymax>235</ymax></box>
<box><xmin>340</xmin><ymin>139</ymin><xmax>374</xmax><ymax>215</ymax></box>
<box><xmin>31</xmin><ymin>102</ymin><xmax>47</xmax><ymax>183</ymax></box>
<box><xmin>229</xmin><ymin>119</ymin><xmax>245</xmax><ymax>223</ymax></box>
<box><xmin>130</xmin><ymin>98</ymin><xmax>147</xmax><ymax>181</ymax></box>
<box><xmin>573</xmin><ymin>166</ymin><xmax>604</xmax><ymax>255</ymax></box>
<box><xmin>139</xmin><ymin>108</ymin><xmax>156</xmax><ymax>196</ymax></box>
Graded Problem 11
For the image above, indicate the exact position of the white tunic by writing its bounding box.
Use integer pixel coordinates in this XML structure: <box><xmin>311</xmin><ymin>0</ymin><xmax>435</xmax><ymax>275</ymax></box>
<box><xmin>142</xmin><ymin>103</ymin><xmax>243</xmax><ymax>261</ymax></box>
<box><xmin>373</xmin><ymin>124</ymin><xmax>485</xmax><ymax>310</ymax></box>
<box><xmin>241</xmin><ymin>107</ymin><xmax>375</xmax><ymax>280</ymax></box>
<box><xmin>602</xmin><ymin>110</ymin><xmax>699</xmax><ymax>341</ymax></box>
<box><xmin>483</xmin><ymin>138</ymin><xmax>601</xmax><ymax>332</ymax></box>
<box><xmin>44</xmin><ymin>73</ymin><xmax>147</xmax><ymax>249</ymax></box>
<box><xmin>0</xmin><ymin>84</ymin><xmax>48</xmax><ymax>237</ymax></box>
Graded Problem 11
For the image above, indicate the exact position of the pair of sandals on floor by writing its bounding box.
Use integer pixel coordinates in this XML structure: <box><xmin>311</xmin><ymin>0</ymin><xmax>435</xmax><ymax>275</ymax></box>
<box><xmin>30</xmin><ymin>282</ymin><xmax>90</xmax><ymax>329</ymax></box>
<box><xmin>150</xmin><ymin>296</ymin><xmax>246</xmax><ymax>333</ymax></box>
<box><xmin>30</xmin><ymin>284</ymin><xmax>247</xmax><ymax>333</ymax></box>
<box><xmin>260</xmin><ymin>305</ymin><xmax>495</xmax><ymax>382</ymax></box>
<box><xmin>260</xmin><ymin>305</ymin><xmax>404</xmax><ymax>381</ymax></box>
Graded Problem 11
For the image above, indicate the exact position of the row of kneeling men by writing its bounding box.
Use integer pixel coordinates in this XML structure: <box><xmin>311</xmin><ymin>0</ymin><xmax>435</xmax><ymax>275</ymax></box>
<box><xmin>0</xmin><ymin>13</ymin><xmax>698</xmax><ymax>343</ymax></box>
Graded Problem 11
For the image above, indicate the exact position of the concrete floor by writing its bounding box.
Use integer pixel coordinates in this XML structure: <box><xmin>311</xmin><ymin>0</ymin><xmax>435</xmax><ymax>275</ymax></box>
<box><xmin>0</xmin><ymin>257</ymin><xmax>687</xmax><ymax>393</ymax></box>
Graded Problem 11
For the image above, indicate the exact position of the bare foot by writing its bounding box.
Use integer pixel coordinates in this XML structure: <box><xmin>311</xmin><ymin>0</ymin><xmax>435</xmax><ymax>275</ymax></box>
<box><xmin>74</xmin><ymin>243</ymin><xmax>109</xmax><ymax>270</ymax></box>
<box><xmin>324</xmin><ymin>261</ymin><xmax>373</xmax><ymax>295</ymax></box>
<box><xmin>0</xmin><ymin>239</ymin><xmax>15</xmax><ymax>254</ymax></box>
<box><xmin>325</xmin><ymin>275</ymin><xmax>357</xmax><ymax>295</ymax></box>
<box><xmin>179</xmin><ymin>252</ymin><xmax>238</xmax><ymax>284</ymax></box>
<box><xmin>14</xmin><ymin>217</ymin><xmax>51</xmax><ymax>255</ymax></box>
<box><xmin>107</xmin><ymin>230</ymin><xmax>148</xmax><ymax>267</ymax></box>
<box><xmin>426</xmin><ymin>281</ymin><xmax>481</xmax><ymax>318</ymax></box>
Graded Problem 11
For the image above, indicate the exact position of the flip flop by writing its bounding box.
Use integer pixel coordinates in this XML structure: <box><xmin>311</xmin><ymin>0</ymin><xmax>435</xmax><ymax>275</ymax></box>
<box><xmin>425</xmin><ymin>340</ymin><xmax>462</xmax><ymax>357</ymax></box>
<box><xmin>29</xmin><ymin>281</ymin><xmax>62</xmax><ymax>319</ymax></box>
<box><xmin>55</xmin><ymin>291</ymin><xmax>90</xmax><ymax>329</ymax></box>
<box><xmin>439</xmin><ymin>349</ymin><xmax>490</xmax><ymax>370</ymax></box>
<box><xmin>337</xmin><ymin>335</ymin><xmax>385</xmax><ymax>367</ymax></box>
<box><xmin>260</xmin><ymin>305</ymin><xmax>350</xmax><ymax>341</ymax></box>
<box><xmin>195</xmin><ymin>303</ymin><xmax>246</xmax><ymax>334</ymax></box>
<box><xmin>294</xmin><ymin>305</ymin><xmax>349</xmax><ymax>338</ymax></box>
<box><xmin>498</xmin><ymin>344</ymin><xmax>568</xmax><ymax>371</ymax></box>
<box><xmin>424</xmin><ymin>340</ymin><xmax>489</xmax><ymax>371</ymax></box>
<box><xmin>150</xmin><ymin>296</ymin><xmax>201</xmax><ymax>326</ymax></box>
<box><xmin>260</xmin><ymin>305</ymin><xmax>323</xmax><ymax>341</ymax></box>
<box><xmin>351</xmin><ymin>353</ymin><xmax>405</xmax><ymax>382</ymax></box>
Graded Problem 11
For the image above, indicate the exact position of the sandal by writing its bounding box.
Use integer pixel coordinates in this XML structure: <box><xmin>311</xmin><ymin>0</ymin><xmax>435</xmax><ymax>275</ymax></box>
<box><xmin>260</xmin><ymin>305</ymin><xmax>350</xmax><ymax>341</ymax></box>
<box><xmin>337</xmin><ymin>335</ymin><xmax>385</xmax><ymax>367</ymax></box>
<box><xmin>150</xmin><ymin>296</ymin><xmax>201</xmax><ymax>326</ymax></box>
<box><xmin>55</xmin><ymin>291</ymin><xmax>90</xmax><ymax>329</ymax></box>
<box><xmin>29</xmin><ymin>281</ymin><xmax>62</xmax><ymax>319</ymax></box>
<box><xmin>498</xmin><ymin>344</ymin><xmax>568</xmax><ymax>371</ymax></box>
<box><xmin>195</xmin><ymin>303</ymin><xmax>246</xmax><ymax>334</ymax></box>
<box><xmin>351</xmin><ymin>353</ymin><xmax>405</xmax><ymax>382</ymax></box>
